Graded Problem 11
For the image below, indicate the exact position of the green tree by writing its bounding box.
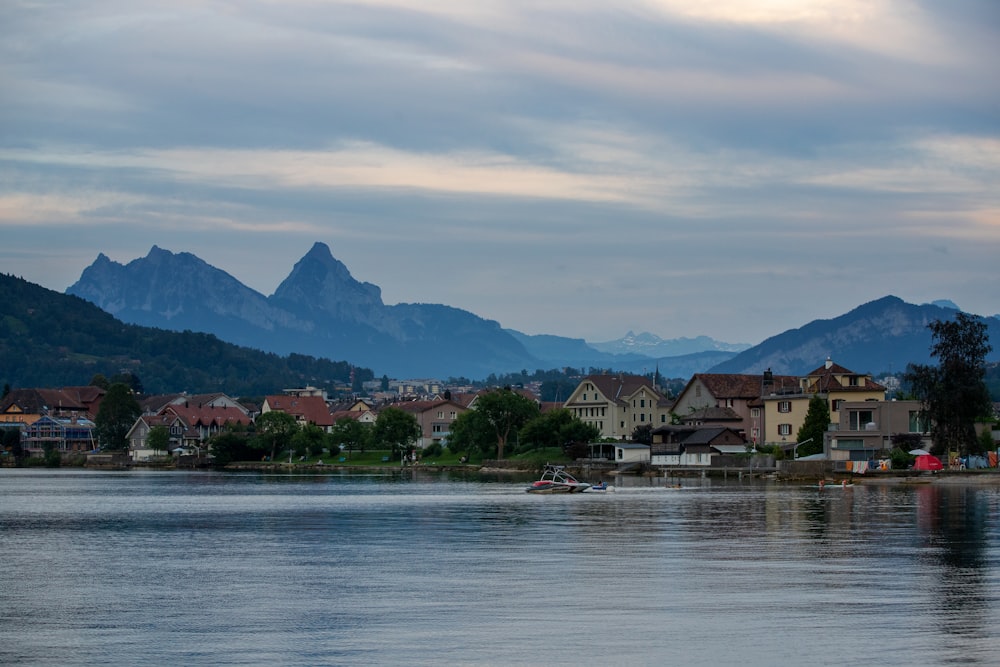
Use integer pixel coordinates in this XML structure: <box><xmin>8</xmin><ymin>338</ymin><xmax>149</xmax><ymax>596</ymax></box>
<box><xmin>371</xmin><ymin>407</ymin><xmax>421</xmax><ymax>455</ymax></box>
<box><xmin>519</xmin><ymin>408</ymin><xmax>600</xmax><ymax>453</ymax></box>
<box><xmin>904</xmin><ymin>313</ymin><xmax>993</xmax><ymax>456</ymax></box>
<box><xmin>447</xmin><ymin>409</ymin><xmax>496</xmax><ymax>458</ymax></box>
<box><xmin>94</xmin><ymin>383</ymin><xmax>141</xmax><ymax>452</ymax></box>
<box><xmin>147</xmin><ymin>425</ymin><xmax>170</xmax><ymax>456</ymax></box>
<box><xmin>253</xmin><ymin>410</ymin><xmax>300</xmax><ymax>461</ymax></box>
<box><xmin>208</xmin><ymin>429</ymin><xmax>254</xmax><ymax>467</ymax></box>
<box><xmin>291</xmin><ymin>423</ymin><xmax>327</xmax><ymax>458</ymax></box>
<box><xmin>330</xmin><ymin>417</ymin><xmax>371</xmax><ymax>458</ymax></box>
<box><xmin>473</xmin><ymin>388</ymin><xmax>540</xmax><ymax>460</ymax></box>
<box><xmin>89</xmin><ymin>374</ymin><xmax>110</xmax><ymax>390</ymax></box>
<box><xmin>796</xmin><ymin>394</ymin><xmax>830</xmax><ymax>457</ymax></box>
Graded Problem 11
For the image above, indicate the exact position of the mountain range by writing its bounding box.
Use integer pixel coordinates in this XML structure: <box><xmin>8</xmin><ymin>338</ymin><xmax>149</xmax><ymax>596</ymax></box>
<box><xmin>66</xmin><ymin>243</ymin><xmax>1000</xmax><ymax>379</ymax></box>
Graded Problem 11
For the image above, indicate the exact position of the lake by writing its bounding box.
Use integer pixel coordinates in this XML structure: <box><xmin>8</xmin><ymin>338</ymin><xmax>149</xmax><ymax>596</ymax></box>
<box><xmin>1</xmin><ymin>469</ymin><xmax>998</xmax><ymax>666</ymax></box>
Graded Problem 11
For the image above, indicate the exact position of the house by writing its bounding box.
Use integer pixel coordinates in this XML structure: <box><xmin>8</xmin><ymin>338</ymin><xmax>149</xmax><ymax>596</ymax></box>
<box><xmin>824</xmin><ymin>399</ymin><xmax>929</xmax><ymax>462</ymax></box>
<box><xmin>761</xmin><ymin>359</ymin><xmax>886</xmax><ymax>448</ymax></box>
<box><xmin>650</xmin><ymin>426</ymin><xmax>746</xmax><ymax>467</ymax></box>
<box><xmin>22</xmin><ymin>415</ymin><xmax>97</xmax><ymax>455</ymax></box>
<box><xmin>613</xmin><ymin>442</ymin><xmax>650</xmax><ymax>465</ymax></box>
<box><xmin>671</xmin><ymin>372</ymin><xmax>797</xmax><ymax>445</ymax></box>
<box><xmin>393</xmin><ymin>399</ymin><xmax>468</xmax><ymax>449</ymax></box>
<box><xmin>562</xmin><ymin>374</ymin><xmax>671</xmax><ymax>440</ymax></box>
<box><xmin>127</xmin><ymin>413</ymin><xmax>196</xmax><ymax>461</ymax></box>
<box><xmin>0</xmin><ymin>386</ymin><xmax>106</xmax><ymax>427</ymax></box>
<box><xmin>262</xmin><ymin>395</ymin><xmax>335</xmax><ymax>431</ymax></box>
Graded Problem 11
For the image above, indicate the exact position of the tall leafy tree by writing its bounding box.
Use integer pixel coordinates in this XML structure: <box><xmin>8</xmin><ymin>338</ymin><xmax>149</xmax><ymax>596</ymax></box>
<box><xmin>371</xmin><ymin>407</ymin><xmax>421</xmax><ymax>455</ymax></box>
<box><xmin>519</xmin><ymin>408</ymin><xmax>600</xmax><ymax>453</ymax></box>
<box><xmin>94</xmin><ymin>383</ymin><xmax>141</xmax><ymax>451</ymax></box>
<box><xmin>291</xmin><ymin>423</ymin><xmax>327</xmax><ymax>458</ymax></box>
<box><xmin>905</xmin><ymin>313</ymin><xmax>993</xmax><ymax>456</ymax></box>
<box><xmin>253</xmin><ymin>410</ymin><xmax>300</xmax><ymax>461</ymax></box>
<box><xmin>473</xmin><ymin>388</ymin><xmax>540</xmax><ymax>460</ymax></box>
<box><xmin>796</xmin><ymin>394</ymin><xmax>829</xmax><ymax>457</ymax></box>
<box><xmin>147</xmin><ymin>425</ymin><xmax>170</xmax><ymax>456</ymax></box>
<box><xmin>330</xmin><ymin>417</ymin><xmax>371</xmax><ymax>458</ymax></box>
<box><xmin>446</xmin><ymin>409</ymin><xmax>496</xmax><ymax>458</ymax></box>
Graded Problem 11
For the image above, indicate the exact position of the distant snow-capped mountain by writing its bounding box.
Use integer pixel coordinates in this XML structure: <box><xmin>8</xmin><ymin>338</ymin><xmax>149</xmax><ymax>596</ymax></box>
<box><xmin>589</xmin><ymin>331</ymin><xmax>750</xmax><ymax>358</ymax></box>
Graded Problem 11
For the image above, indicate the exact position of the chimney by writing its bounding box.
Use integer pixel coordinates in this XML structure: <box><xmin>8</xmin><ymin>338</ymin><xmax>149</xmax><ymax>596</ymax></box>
<box><xmin>825</xmin><ymin>357</ymin><xmax>833</xmax><ymax>370</ymax></box>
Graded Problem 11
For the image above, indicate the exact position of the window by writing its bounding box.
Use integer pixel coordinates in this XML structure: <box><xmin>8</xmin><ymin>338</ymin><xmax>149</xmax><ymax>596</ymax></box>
<box><xmin>831</xmin><ymin>399</ymin><xmax>843</xmax><ymax>412</ymax></box>
<box><xmin>450</xmin><ymin>411</ymin><xmax>456</xmax><ymax>419</ymax></box>
<box><xmin>778</xmin><ymin>424</ymin><xmax>792</xmax><ymax>436</ymax></box>
<box><xmin>848</xmin><ymin>376</ymin><xmax>860</xmax><ymax>386</ymax></box>
<box><xmin>908</xmin><ymin>411</ymin><xmax>926</xmax><ymax>433</ymax></box>
<box><xmin>778</xmin><ymin>401</ymin><xmax>791</xmax><ymax>413</ymax></box>
<box><xmin>751</xmin><ymin>408</ymin><xmax>760</xmax><ymax>418</ymax></box>
<box><xmin>725</xmin><ymin>399</ymin><xmax>734</xmax><ymax>408</ymax></box>
<box><xmin>437</xmin><ymin>411</ymin><xmax>444</xmax><ymax>419</ymax></box>
<box><xmin>848</xmin><ymin>410</ymin><xmax>874</xmax><ymax>431</ymax></box>
<box><xmin>640</xmin><ymin>399</ymin><xmax>646</xmax><ymax>408</ymax></box>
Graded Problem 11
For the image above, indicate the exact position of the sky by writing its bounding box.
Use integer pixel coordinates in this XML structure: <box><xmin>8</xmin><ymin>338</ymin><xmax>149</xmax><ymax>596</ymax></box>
<box><xmin>2</xmin><ymin>0</ymin><xmax>999</xmax><ymax>346</ymax></box>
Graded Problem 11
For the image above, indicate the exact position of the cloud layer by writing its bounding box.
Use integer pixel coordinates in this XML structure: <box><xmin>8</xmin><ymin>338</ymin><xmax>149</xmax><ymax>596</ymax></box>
<box><xmin>2</xmin><ymin>0</ymin><xmax>998</xmax><ymax>345</ymax></box>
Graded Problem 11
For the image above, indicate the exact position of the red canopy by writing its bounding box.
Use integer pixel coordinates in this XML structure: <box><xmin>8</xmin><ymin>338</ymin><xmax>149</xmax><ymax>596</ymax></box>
<box><xmin>913</xmin><ymin>454</ymin><xmax>943</xmax><ymax>471</ymax></box>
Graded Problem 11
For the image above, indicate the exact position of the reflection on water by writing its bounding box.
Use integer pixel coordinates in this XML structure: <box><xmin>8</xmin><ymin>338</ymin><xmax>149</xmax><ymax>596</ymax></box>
<box><xmin>1</xmin><ymin>470</ymin><xmax>998</xmax><ymax>666</ymax></box>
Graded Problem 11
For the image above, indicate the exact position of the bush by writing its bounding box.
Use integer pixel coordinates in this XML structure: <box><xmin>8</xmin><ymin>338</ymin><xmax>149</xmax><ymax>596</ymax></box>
<box><xmin>423</xmin><ymin>443</ymin><xmax>443</xmax><ymax>458</ymax></box>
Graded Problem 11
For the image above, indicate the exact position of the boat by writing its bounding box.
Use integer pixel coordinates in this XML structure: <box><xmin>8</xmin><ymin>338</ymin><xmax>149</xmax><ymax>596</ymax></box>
<box><xmin>525</xmin><ymin>465</ymin><xmax>591</xmax><ymax>494</ymax></box>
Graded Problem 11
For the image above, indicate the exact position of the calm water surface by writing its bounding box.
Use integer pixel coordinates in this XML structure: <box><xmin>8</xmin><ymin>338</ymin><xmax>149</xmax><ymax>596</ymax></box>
<box><xmin>1</xmin><ymin>469</ymin><xmax>998</xmax><ymax>666</ymax></box>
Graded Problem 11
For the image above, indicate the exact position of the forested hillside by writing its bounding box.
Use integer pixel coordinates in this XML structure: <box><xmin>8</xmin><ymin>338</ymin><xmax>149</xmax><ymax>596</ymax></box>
<box><xmin>0</xmin><ymin>273</ymin><xmax>372</xmax><ymax>395</ymax></box>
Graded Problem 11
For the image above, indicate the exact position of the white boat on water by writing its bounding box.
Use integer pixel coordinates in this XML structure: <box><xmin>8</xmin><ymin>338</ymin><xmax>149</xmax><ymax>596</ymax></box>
<box><xmin>525</xmin><ymin>465</ymin><xmax>591</xmax><ymax>494</ymax></box>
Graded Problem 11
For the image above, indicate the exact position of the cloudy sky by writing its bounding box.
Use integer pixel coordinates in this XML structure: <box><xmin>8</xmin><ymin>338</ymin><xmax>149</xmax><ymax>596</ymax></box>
<box><xmin>2</xmin><ymin>1</ymin><xmax>998</xmax><ymax>346</ymax></box>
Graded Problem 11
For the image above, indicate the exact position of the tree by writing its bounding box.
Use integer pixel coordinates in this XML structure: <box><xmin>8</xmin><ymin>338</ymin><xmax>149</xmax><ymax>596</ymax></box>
<box><xmin>447</xmin><ymin>409</ymin><xmax>496</xmax><ymax>458</ymax></box>
<box><xmin>905</xmin><ymin>313</ymin><xmax>993</xmax><ymax>456</ymax></box>
<box><xmin>147</xmin><ymin>425</ymin><xmax>170</xmax><ymax>456</ymax></box>
<box><xmin>89</xmin><ymin>374</ymin><xmax>110</xmax><ymax>390</ymax></box>
<box><xmin>473</xmin><ymin>388</ymin><xmax>540</xmax><ymax>460</ymax></box>
<box><xmin>371</xmin><ymin>407</ymin><xmax>421</xmax><ymax>455</ymax></box>
<box><xmin>208</xmin><ymin>429</ymin><xmax>254</xmax><ymax>467</ymax></box>
<box><xmin>330</xmin><ymin>417</ymin><xmax>371</xmax><ymax>458</ymax></box>
<box><xmin>253</xmin><ymin>410</ymin><xmax>300</xmax><ymax>461</ymax></box>
<box><xmin>519</xmin><ymin>408</ymin><xmax>600</xmax><ymax>453</ymax></box>
<box><xmin>291</xmin><ymin>423</ymin><xmax>327</xmax><ymax>458</ymax></box>
<box><xmin>94</xmin><ymin>383</ymin><xmax>141</xmax><ymax>452</ymax></box>
<box><xmin>795</xmin><ymin>394</ymin><xmax>829</xmax><ymax>458</ymax></box>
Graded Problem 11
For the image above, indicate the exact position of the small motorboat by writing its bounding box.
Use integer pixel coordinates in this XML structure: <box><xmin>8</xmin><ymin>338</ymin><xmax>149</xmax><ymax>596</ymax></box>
<box><xmin>525</xmin><ymin>465</ymin><xmax>591</xmax><ymax>494</ymax></box>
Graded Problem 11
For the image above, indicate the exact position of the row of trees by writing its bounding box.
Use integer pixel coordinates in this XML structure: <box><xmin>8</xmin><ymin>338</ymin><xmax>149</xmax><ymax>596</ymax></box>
<box><xmin>75</xmin><ymin>381</ymin><xmax>603</xmax><ymax>466</ymax></box>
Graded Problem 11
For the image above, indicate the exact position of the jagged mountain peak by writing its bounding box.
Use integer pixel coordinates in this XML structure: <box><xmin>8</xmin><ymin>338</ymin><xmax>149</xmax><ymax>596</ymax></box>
<box><xmin>271</xmin><ymin>243</ymin><xmax>383</xmax><ymax>317</ymax></box>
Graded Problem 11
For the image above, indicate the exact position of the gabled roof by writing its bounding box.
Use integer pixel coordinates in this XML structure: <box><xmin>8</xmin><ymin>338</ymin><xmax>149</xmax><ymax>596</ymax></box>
<box><xmin>163</xmin><ymin>403</ymin><xmax>252</xmax><ymax>428</ymax></box>
<box><xmin>571</xmin><ymin>374</ymin><xmax>666</xmax><ymax>406</ymax></box>
<box><xmin>263</xmin><ymin>395</ymin><xmax>333</xmax><ymax>427</ymax></box>
<box><xmin>679</xmin><ymin>406</ymin><xmax>742</xmax><ymax>422</ymax></box>
<box><xmin>694</xmin><ymin>373</ymin><xmax>799</xmax><ymax>399</ymax></box>
<box><xmin>1</xmin><ymin>387</ymin><xmax>104</xmax><ymax>417</ymax></box>
<box><xmin>392</xmin><ymin>399</ymin><xmax>466</xmax><ymax>416</ymax></box>
<box><xmin>802</xmin><ymin>360</ymin><xmax>886</xmax><ymax>394</ymax></box>
<box><xmin>681</xmin><ymin>427</ymin><xmax>741</xmax><ymax>445</ymax></box>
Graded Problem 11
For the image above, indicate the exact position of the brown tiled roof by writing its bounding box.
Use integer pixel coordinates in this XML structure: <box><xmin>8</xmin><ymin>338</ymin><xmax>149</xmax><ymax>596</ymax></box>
<box><xmin>164</xmin><ymin>404</ymin><xmax>252</xmax><ymax>428</ymax></box>
<box><xmin>1</xmin><ymin>387</ymin><xmax>104</xmax><ymax>417</ymax></box>
<box><xmin>264</xmin><ymin>395</ymin><xmax>334</xmax><ymax>427</ymax></box>
<box><xmin>680</xmin><ymin>406</ymin><xmax>742</xmax><ymax>422</ymax></box>
<box><xmin>696</xmin><ymin>373</ymin><xmax>799</xmax><ymax>399</ymax></box>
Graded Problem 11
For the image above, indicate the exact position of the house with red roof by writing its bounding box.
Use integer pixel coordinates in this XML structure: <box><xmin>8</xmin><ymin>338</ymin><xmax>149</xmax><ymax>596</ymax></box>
<box><xmin>262</xmin><ymin>395</ymin><xmax>334</xmax><ymax>431</ymax></box>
